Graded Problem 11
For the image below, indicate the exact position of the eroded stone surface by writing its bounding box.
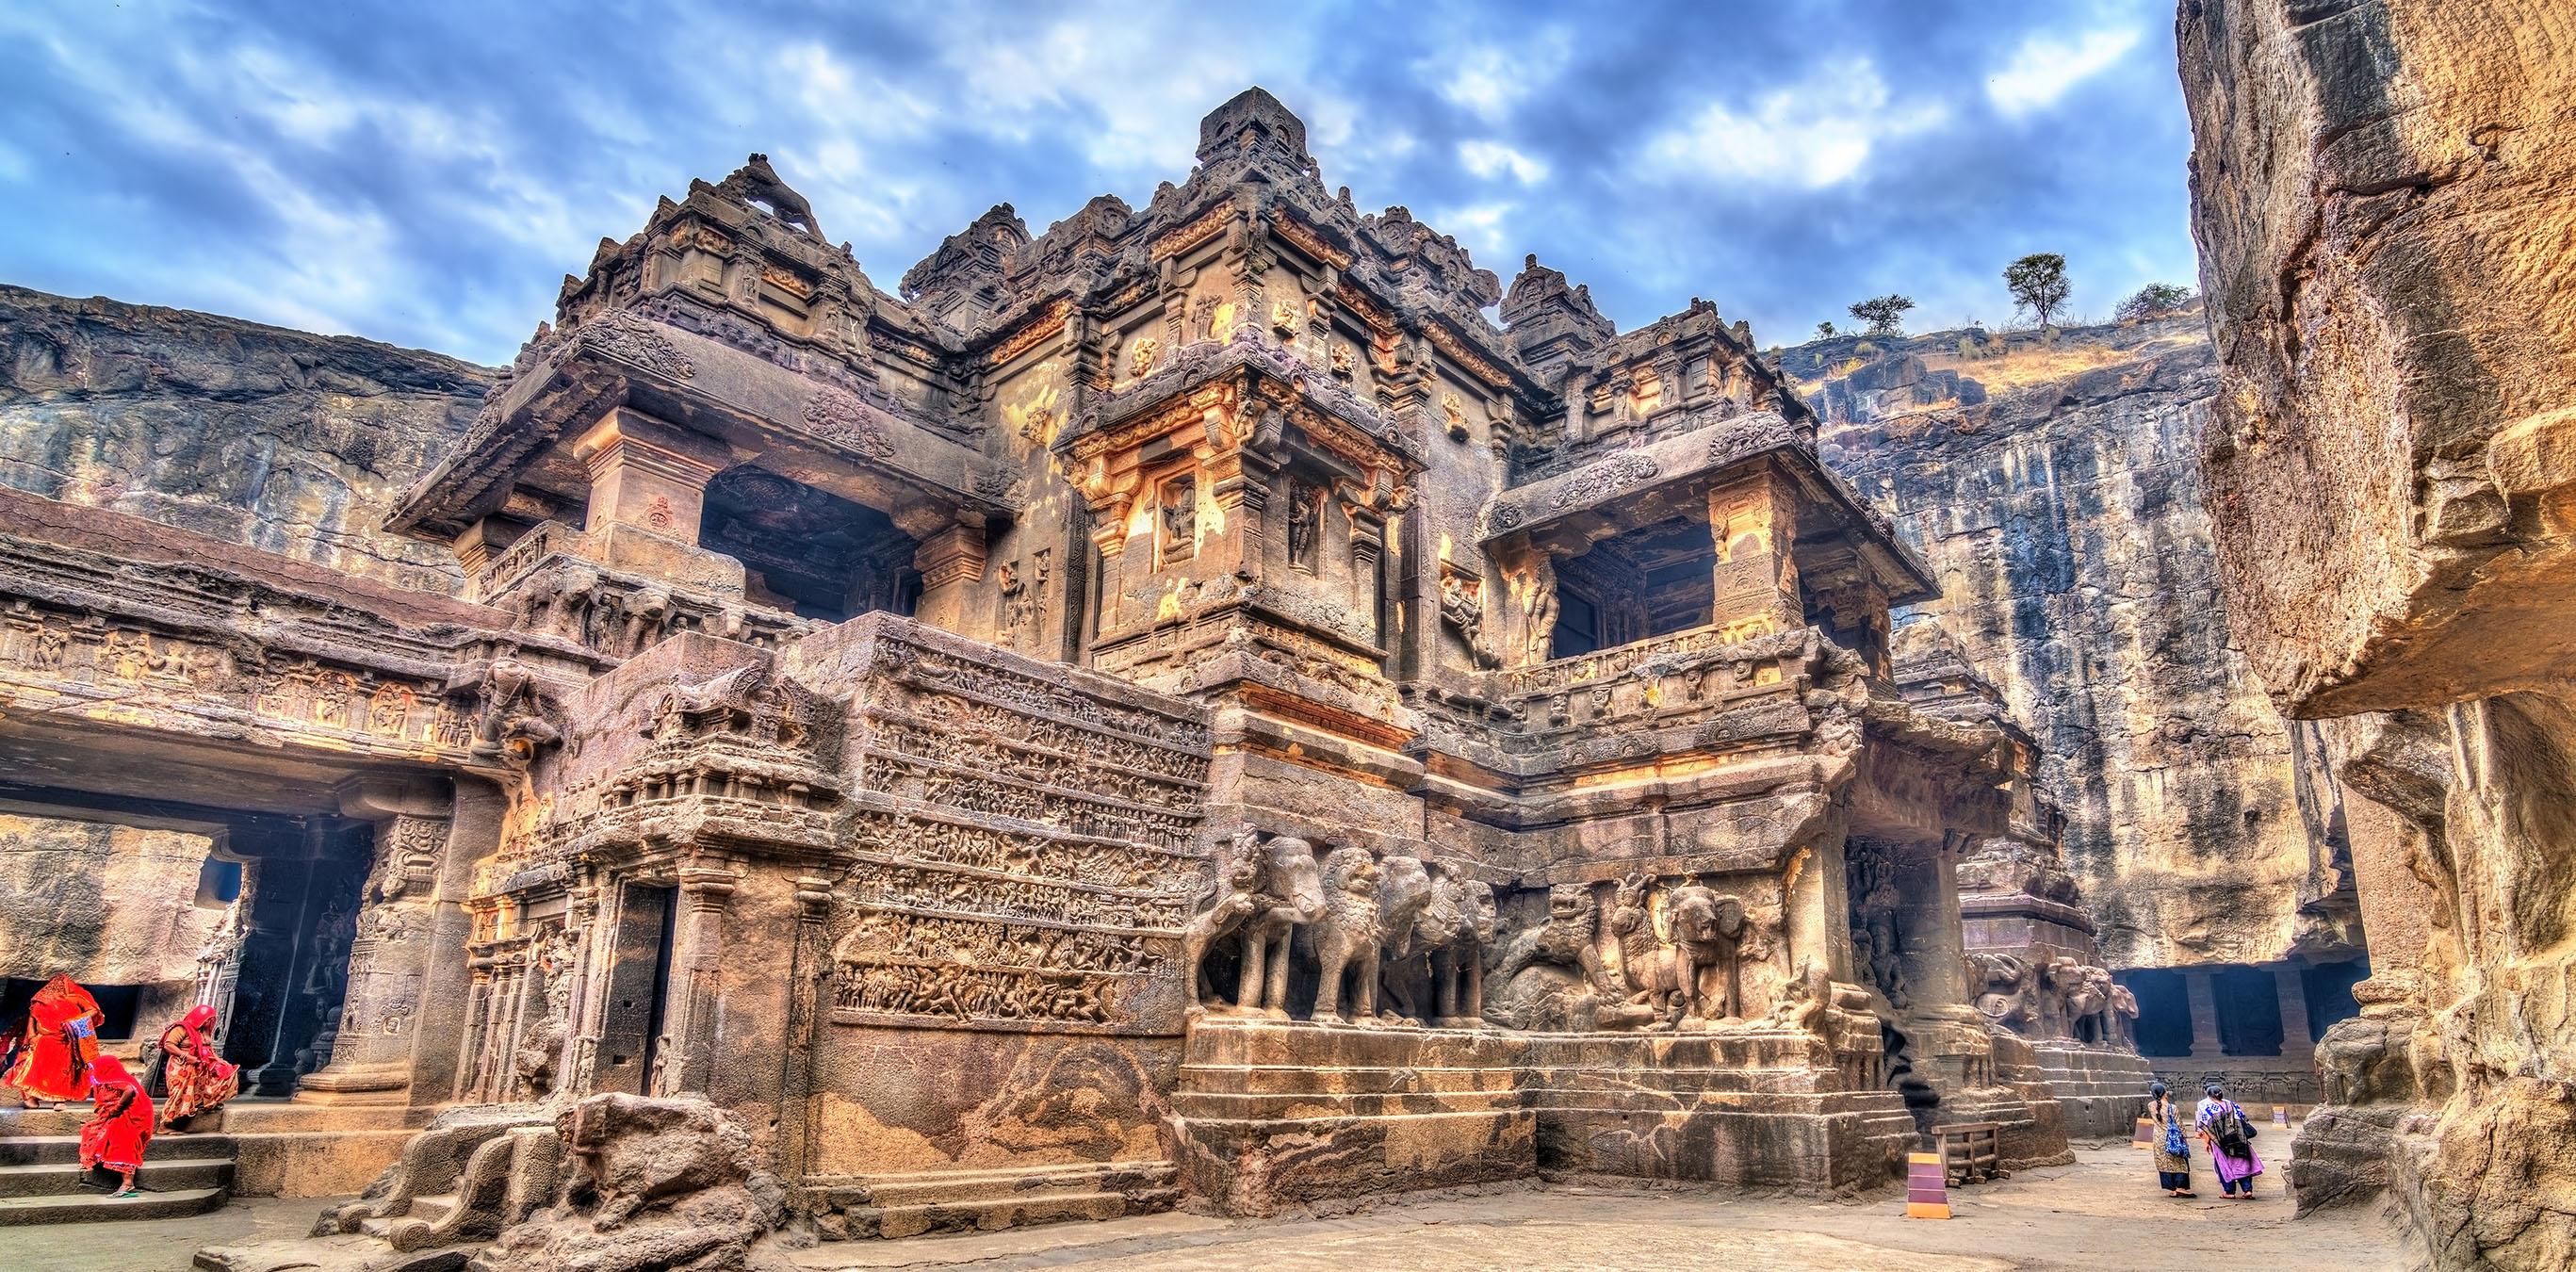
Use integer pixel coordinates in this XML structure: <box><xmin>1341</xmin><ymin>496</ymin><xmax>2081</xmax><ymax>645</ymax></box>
<box><xmin>2181</xmin><ymin>4</ymin><xmax>2576</xmax><ymax>1267</ymax></box>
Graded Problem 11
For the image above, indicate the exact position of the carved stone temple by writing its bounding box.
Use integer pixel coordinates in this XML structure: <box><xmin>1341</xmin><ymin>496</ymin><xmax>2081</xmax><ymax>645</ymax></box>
<box><xmin>0</xmin><ymin>90</ymin><xmax>2151</xmax><ymax>1255</ymax></box>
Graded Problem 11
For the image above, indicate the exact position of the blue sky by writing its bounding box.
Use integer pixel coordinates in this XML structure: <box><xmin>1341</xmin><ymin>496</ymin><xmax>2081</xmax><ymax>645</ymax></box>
<box><xmin>0</xmin><ymin>0</ymin><xmax>2196</xmax><ymax>367</ymax></box>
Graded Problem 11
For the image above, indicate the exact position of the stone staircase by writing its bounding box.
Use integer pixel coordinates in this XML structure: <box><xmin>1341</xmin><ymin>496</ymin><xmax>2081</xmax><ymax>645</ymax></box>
<box><xmin>0</xmin><ymin>1123</ymin><xmax>236</xmax><ymax>1225</ymax></box>
<box><xmin>805</xmin><ymin>1160</ymin><xmax>1182</xmax><ymax>1239</ymax></box>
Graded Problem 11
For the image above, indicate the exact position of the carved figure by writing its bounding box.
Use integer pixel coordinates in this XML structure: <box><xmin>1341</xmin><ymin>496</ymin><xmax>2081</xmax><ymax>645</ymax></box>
<box><xmin>1300</xmin><ymin>844</ymin><xmax>1382</xmax><ymax>1023</ymax></box>
<box><xmin>1132</xmin><ymin>337</ymin><xmax>1161</xmax><ymax>378</ymax></box>
<box><xmin>1287</xmin><ymin>484</ymin><xmax>1319</xmax><ymax>569</ymax></box>
<box><xmin>1668</xmin><ymin>882</ymin><xmax>1746</xmax><ymax>1019</ymax></box>
<box><xmin>1520</xmin><ymin>556</ymin><xmax>1559</xmax><ymax>665</ymax></box>
<box><xmin>1373</xmin><ymin>856</ymin><xmax>1448</xmax><ymax>1022</ymax></box>
<box><xmin>1182</xmin><ymin>829</ymin><xmax>1269</xmax><ymax>1013</ymax></box>
<box><xmin>1427</xmin><ymin>863</ymin><xmax>1494</xmax><ymax>1024</ymax></box>
<box><xmin>1763</xmin><ymin>959</ymin><xmax>1834</xmax><ymax>1039</ymax></box>
<box><xmin>1970</xmin><ymin>951</ymin><xmax>2039</xmax><ymax>1033</ymax></box>
<box><xmin>715</xmin><ymin>153</ymin><xmax>823</xmax><ymax>239</ymax></box>
<box><xmin>2109</xmin><ymin>982</ymin><xmax>2141</xmax><ymax>1049</ymax></box>
<box><xmin>1232</xmin><ymin>836</ymin><xmax>1326</xmax><ymax>1017</ymax></box>
<box><xmin>1488</xmin><ymin>882</ymin><xmax>1618</xmax><ymax>1015</ymax></box>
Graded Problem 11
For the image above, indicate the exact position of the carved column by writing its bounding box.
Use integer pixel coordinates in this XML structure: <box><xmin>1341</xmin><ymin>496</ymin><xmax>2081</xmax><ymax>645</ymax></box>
<box><xmin>902</xmin><ymin>508</ymin><xmax>987</xmax><ymax>633</ymax></box>
<box><xmin>573</xmin><ymin>408</ymin><xmax>731</xmax><ymax>543</ymax></box>
<box><xmin>300</xmin><ymin>780</ymin><xmax>453</xmax><ymax>1102</ymax></box>
<box><xmin>655</xmin><ymin>856</ymin><xmax>741</xmax><ymax>1097</ymax></box>
<box><xmin>1706</xmin><ymin>468</ymin><xmax>1803</xmax><ymax>638</ymax></box>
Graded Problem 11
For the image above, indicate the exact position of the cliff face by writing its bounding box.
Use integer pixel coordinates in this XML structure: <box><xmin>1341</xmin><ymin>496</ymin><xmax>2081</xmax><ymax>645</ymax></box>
<box><xmin>0</xmin><ymin>285</ymin><xmax>491</xmax><ymax>595</ymax></box>
<box><xmin>2180</xmin><ymin>1</ymin><xmax>2576</xmax><ymax>1267</ymax></box>
<box><xmin>1795</xmin><ymin>318</ymin><xmax>2356</xmax><ymax>970</ymax></box>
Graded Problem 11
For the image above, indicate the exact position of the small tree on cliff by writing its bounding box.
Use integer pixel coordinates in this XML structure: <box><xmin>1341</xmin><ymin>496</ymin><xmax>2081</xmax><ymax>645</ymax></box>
<box><xmin>1848</xmin><ymin>295</ymin><xmax>1915</xmax><ymax>336</ymax></box>
<box><xmin>2004</xmin><ymin>253</ymin><xmax>2070</xmax><ymax>327</ymax></box>
<box><xmin>2115</xmin><ymin>282</ymin><xmax>2196</xmax><ymax>321</ymax></box>
<box><xmin>1815</xmin><ymin>320</ymin><xmax>1837</xmax><ymax>339</ymax></box>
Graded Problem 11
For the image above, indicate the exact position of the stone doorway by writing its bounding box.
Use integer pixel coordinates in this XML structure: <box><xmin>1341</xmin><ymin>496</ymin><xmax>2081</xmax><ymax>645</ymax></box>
<box><xmin>697</xmin><ymin>465</ymin><xmax>922</xmax><ymax>623</ymax></box>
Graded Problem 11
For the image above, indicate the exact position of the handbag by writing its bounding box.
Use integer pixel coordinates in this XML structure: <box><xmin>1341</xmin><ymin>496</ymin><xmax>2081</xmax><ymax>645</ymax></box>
<box><xmin>2162</xmin><ymin>1122</ymin><xmax>2188</xmax><ymax>1156</ymax></box>
<box><xmin>2237</xmin><ymin>1110</ymin><xmax>2259</xmax><ymax>1141</ymax></box>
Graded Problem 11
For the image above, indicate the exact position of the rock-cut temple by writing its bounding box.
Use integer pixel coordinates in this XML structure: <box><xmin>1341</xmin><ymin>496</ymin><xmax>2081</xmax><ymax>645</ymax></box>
<box><xmin>0</xmin><ymin>90</ymin><xmax>2157</xmax><ymax>1255</ymax></box>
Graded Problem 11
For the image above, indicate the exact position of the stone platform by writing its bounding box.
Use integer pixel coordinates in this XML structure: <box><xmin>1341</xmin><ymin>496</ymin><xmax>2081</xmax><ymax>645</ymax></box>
<box><xmin>2025</xmin><ymin>1041</ymin><xmax>2155</xmax><ymax>1139</ymax></box>
<box><xmin>1166</xmin><ymin>1018</ymin><xmax>1919</xmax><ymax>1215</ymax></box>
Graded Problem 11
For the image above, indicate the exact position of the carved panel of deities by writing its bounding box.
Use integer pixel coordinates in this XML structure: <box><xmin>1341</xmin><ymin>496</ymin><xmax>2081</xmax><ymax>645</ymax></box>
<box><xmin>825</xmin><ymin>626</ymin><xmax>1213</xmax><ymax>1036</ymax></box>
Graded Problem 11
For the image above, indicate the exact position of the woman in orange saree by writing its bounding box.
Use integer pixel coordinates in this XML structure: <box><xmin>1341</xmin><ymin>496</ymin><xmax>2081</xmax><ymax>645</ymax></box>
<box><xmin>4</xmin><ymin>974</ymin><xmax>103</xmax><ymax>1106</ymax></box>
<box><xmin>154</xmin><ymin>1004</ymin><xmax>237</xmax><ymax>1129</ymax></box>
<box><xmin>78</xmin><ymin>1054</ymin><xmax>154</xmax><ymax>1198</ymax></box>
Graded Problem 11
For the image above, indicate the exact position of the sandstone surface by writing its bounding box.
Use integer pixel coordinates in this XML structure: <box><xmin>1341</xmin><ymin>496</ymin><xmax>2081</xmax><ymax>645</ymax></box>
<box><xmin>2181</xmin><ymin>2</ymin><xmax>2576</xmax><ymax>1266</ymax></box>
<box><xmin>0</xmin><ymin>285</ymin><xmax>490</xmax><ymax>595</ymax></box>
<box><xmin>1795</xmin><ymin>318</ymin><xmax>2351</xmax><ymax>970</ymax></box>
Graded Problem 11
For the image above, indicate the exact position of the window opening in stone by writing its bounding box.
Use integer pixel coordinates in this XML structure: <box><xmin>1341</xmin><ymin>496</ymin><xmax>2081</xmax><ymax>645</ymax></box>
<box><xmin>2300</xmin><ymin>956</ymin><xmax>2371</xmax><ymax>1043</ymax></box>
<box><xmin>1551</xmin><ymin>589</ymin><xmax>1600</xmax><ymax>658</ymax></box>
<box><xmin>2118</xmin><ymin>968</ymin><xmax>2193</xmax><ymax>1056</ymax></box>
<box><xmin>698</xmin><ymin>465</ymin><xmax>921</xmax><ymax>623</ymax></box>
<box><xmin>195</xmin><ymin>856</ymin><xmax>244</xmax><ymax>907</ymax></box>
<box><xmin>2212</xmin><ymin>964</ymin><xmax>2286</xmax><ymax>1056</ymax></box>
<box><xmin>1546</xmin><ymin>515</ymin><xmax>1720</xmax><ymax>659</ymax></box>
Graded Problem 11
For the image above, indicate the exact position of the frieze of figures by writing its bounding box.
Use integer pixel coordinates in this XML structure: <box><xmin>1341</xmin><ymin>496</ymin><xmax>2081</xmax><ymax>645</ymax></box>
<box><xmin>841</xmin><ymin>856</ymin><xmax>1192</xmax><ymax>933</ymax></box>
<box><xmin>871</xmin><ymin>635</ymin><xmax>1213</xmax><ymax>751</ymax></box>
<box><xmin>877</xmin><ymin>685</ymin><xmax>1212</xmax><ymax>784</ymax></box>
<box><xmin>858</xmin><ymin>718</ymin><xmax>1201</xmax><ymax>812</ymax></box>
<box><xmin>1</xmin><ymin>604</ymin><xmax>476</xmax><ymax>751</ymax></box>
<box><xmin>852</xmin><ymin>753</ymin><xmax>1201</xmax><ymax>851</ymax></box>
<box><xmin>841</xmin><ymin>807</ymin><xmax>1207</xmax><ymax>897</ymax></box>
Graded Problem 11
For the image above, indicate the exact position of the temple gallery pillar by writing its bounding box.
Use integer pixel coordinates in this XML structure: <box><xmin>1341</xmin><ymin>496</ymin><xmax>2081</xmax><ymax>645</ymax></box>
<box><xmin>298</xmin><ymin>777</ymin><xmax>456</xmax><ymax>1102</ymax></box>
<box><xmin>1706</xmin><ymin>468</ymin><xmax>1802</xmax><ymax>638</ymax></box>
<box><xmin>654</xmin><ymin>856</ymin><xmax>742</xmax><ymax>1098</ymax></box>
<box><xmin>573</xmin><ymin>407</ymin><xmax>730</xmax><ymax>542</ymax></box>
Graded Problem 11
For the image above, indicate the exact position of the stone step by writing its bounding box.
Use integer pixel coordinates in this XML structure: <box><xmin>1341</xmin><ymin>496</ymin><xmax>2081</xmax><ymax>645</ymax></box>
<box><xmin>1172</xmin><ymin>1089</ymin><xmax>1525</xmax><ymax>1119</ymax></box>
<box><xmin>0</xmin><ymin>1184</ymin><xmax>226</xmax><ymax>1226</ymax></box>
<box><xmin>1176</xmin><ymin>1063</ymin><xmax>1526</xmax><ymax>1097</ymax></box>
<box><xmin>0</xmin><ymin>1155</ymin><xmax>234</xmax><ymax>1198</ymax></box>
<box><xmin>0</xmin><ymin>1133</ymin><xmax>238</xmax><ymax>1166</ymax></box>
<box><xmin>805</xmin><ymin>1160</ymin><xmax>1181</xmax><ymax>1240</ymax></box>
<box><xmin>862</xmin><ymin>1187</ymin><xmax>1176</xmax><ymax>1239</ymax></box>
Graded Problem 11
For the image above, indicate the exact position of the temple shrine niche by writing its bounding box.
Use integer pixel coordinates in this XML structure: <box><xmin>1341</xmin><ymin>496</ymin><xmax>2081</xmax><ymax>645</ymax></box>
<box><xmin>0</xmin><ymin>88</ymin><xmax>2151</xmax><ymax>1266</ymax></box>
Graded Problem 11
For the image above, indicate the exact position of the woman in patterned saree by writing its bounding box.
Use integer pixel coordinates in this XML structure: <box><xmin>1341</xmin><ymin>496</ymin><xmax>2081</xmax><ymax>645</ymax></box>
<box><xmin>154</xmin><ymin>1004</ymin><xmax>237</xmax><ymax>1130</ymax></box>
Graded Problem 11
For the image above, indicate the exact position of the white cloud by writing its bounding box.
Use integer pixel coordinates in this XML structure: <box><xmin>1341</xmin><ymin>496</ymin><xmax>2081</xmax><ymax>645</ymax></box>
<box><xmin>1459</xmin><ymin>140</ymin><xmax>1547</xmax><ymax>184</ymax></box>
<box><xmin>1434</xmin><ymin>34</ymin><xmax>1571</xmax><ymax>122</ymax></box>
<box><xmin>1641</xmin><ymin>61</ymin><xmax>1947</xmax><ymax>189</ymax></box>
<box><xmin>1987</xmin><ymin>26</ymin><xmax>2142</xmax><ymax>116</ymax></box>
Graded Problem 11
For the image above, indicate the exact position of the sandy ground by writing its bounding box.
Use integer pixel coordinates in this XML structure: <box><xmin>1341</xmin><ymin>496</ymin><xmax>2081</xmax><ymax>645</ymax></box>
<box><xmin>0</xmin><ymin>1139</ymin><xmax>2406</xmax><ymax>1272</ymax></box>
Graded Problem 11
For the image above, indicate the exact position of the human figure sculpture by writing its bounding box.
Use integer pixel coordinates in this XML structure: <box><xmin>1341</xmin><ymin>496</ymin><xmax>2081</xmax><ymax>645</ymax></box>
<box><xmin>1608</xmin><ymin>872</ymin><xmax>1687</xmax><ymax>1028</ymax></box>
<box><xmin>1303</xmin><ymin>845</ymin><xmax>1383</xmax><ymax>1023</ymax></box>
<box><xmin>1429</xmin><ymin>864</ymin><xmax>1495</xmax><ymax>1024</ymax></box>
<box><xmin>1232</xmin><ymin>836</ymin><xmax>1326</xmax><ymax>1018</ymax></box>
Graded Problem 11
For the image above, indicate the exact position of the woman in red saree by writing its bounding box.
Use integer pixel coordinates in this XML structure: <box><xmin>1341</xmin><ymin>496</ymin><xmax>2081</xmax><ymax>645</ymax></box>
<box><xmin>4</xmin><ymin>974</ymin><xmax>103</xmax><ymax>1106</ymax></box>
<box><xmin>154</xmin><ymin>1004</ymin><xmax>236</xmax><ymax>1129</ymax></box>
<box><xmin>79</xmin><ymin>1054</ymin><xmax>153</xmax><ymax>1197</ymax></box>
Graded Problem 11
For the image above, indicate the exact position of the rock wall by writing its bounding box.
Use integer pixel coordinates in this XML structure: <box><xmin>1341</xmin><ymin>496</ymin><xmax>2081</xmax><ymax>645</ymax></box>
<box><xmin>2179</xmin><ymin>1</ymin><xmax>2576</xmax><ymax>1267</ymax></box>
<box><xmin>1794</xmin><ymin>318</ymin><xmax>2353</xmax><ymax>970</ymax></box>
<box><xmin>0</xmin><ymin>285</ymin><xmax>491</xmax><ymax>595</ymax></box>
<box><xmin>0</xmin><ymin>813</ymin><xmax>223</xmax><ymax>990</ymax></box>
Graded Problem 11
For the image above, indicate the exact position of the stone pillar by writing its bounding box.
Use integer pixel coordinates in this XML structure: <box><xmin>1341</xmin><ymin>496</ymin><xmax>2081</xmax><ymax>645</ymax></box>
<box><xmin>1786</xmin><ymin>817</ymin><xmax>1855</xmax><ymax>984</ymax></box>
<box><xmin>1706</xmin><ymin>469</ymin><xmax>1802</xmax><ymax>638</ymax></box>
<box><xmin>573</xmin><ymin>408</ymin><xmax>730</xmax><ymax>541</ymax></box>
<box><xmin>2186</xmin><ymin>969</ymin><xmax>2223</xmax><ymax>1060</ymax></box>
<box><xmin>297</xmin><ymin>783</ymin><xmax>452</xmax><ymax>1102</ymax></box>
<box><xmin>655</xmin><ymin>856</ymin><xmax>741</xmax><ymax>1097</ymax></box>
<box><xmin>2274</xmin><ymin>962</ymin><xmax>2314</xmax><ymax>1053</ymax></box>
<box><xmin>902</xmin><ymin>508</ymin><xmax>987</xmax><ymax>634</ymax></box>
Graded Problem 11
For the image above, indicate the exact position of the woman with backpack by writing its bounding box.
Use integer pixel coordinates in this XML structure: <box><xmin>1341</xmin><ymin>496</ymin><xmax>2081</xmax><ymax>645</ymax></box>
<box><xmin>2196</xmin><ymin>1083</ymin><xmax>2265</xmax><ymax>1199</ymax></box>
<box><xmin>2148</xmin><ymin>1082</ymin><xmax>2195</xmax><ymax>1197</ymax></box>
